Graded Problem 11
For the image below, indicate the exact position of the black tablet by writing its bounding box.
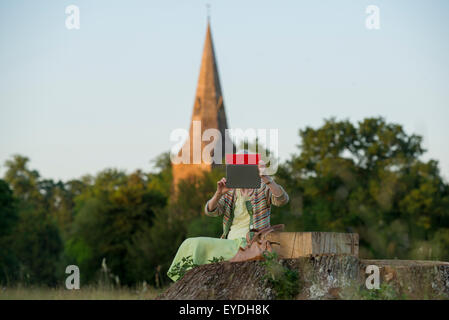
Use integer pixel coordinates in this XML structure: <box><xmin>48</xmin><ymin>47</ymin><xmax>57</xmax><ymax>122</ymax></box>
<box><xmin>225</xmin><ymin>164</ymin><xmax>261</xmax><ymax>189</ymax></box>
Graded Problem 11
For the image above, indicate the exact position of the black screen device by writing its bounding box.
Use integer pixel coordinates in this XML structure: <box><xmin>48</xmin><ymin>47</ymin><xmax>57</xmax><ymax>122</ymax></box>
<box><xmin>225</xmin><ymin>164</ymin><xmax>261</xmax><ymax>189</ymax></box>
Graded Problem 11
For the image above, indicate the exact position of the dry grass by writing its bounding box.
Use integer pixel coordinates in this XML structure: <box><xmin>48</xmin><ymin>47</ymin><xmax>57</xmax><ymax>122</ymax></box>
<box><xmin>0</xmin><ymin>285</ymin><xmax>164</xmax><ymax>300</ymax></box>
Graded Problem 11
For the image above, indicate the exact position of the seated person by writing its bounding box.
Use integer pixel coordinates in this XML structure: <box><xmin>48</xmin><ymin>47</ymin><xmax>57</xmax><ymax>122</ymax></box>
<box><xmin>167</xmin><ymin>160</ymin><xmax>289</xmax><ymax>281</ymax></box>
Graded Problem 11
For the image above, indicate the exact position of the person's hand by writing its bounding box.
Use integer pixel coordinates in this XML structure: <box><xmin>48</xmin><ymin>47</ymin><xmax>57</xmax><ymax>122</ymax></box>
<box><xmin>216</xmin><ymin>177</ymin><xmax>231</xmax><ymax>195</ymax></box>
<box><xmin>258</xmin><ymin>160</ymin><xmax>273</xmax><ymax>184</ymax></box>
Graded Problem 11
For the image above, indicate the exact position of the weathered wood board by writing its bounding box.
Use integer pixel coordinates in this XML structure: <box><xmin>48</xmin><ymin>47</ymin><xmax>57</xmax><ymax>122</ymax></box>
<box><xmin>266</xmin><ymin>232</ymin><xmax>359</xmax><ymax>258</ymax></box>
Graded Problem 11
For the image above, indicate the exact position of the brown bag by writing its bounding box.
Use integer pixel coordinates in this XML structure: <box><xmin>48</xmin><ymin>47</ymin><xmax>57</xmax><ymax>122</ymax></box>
<box><xmin>229</xmin><ymin>224</ymin><xmax>284</xmax><ymax>262</ymax></box>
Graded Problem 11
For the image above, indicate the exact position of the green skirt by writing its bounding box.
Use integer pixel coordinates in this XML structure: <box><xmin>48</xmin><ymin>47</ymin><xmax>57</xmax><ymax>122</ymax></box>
<box><xmin>167</xmin><ymin>236</ymin><xmax>247</xmax><ymax>281</ymax></box>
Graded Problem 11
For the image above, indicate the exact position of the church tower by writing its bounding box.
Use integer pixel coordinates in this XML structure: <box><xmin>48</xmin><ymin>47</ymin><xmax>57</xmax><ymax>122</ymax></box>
<box><xmin>172</xmin><ymin>22</ymin><xmax>233</xmax><ymax>187</ymax></box>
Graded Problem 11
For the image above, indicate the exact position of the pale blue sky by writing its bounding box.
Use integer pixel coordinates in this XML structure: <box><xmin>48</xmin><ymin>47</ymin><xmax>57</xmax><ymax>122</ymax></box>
<box><xmin>1</xmin><ymin>0</ymin><xmax>448</xmax><ymax>181</ymax></box>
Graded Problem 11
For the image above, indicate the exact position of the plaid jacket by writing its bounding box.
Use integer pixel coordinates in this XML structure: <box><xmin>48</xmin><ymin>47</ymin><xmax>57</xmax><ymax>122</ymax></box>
<box><xmin>204</xmin><ymin>182</ymin><xmax>289</xmax><ymax>239</ymax></box>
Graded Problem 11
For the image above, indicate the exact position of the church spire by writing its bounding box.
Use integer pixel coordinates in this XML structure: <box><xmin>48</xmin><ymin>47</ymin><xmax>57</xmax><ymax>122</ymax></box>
<box><xmin>193</xmin><ymin>21</ymin><xmax>224</xmax><ymax>123</ymax></box>
<box><xmin>192</xmin><ymin>20</ymin><xmax>231</xmax><ymax>155</ymax></box>
<box><xmin>172</xmin><ymin>21</ymin><xmax>232</xmax><ymax>188</ymax></box>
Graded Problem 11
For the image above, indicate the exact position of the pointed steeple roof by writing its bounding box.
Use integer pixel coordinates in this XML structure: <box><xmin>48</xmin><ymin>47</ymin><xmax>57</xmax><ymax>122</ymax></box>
<box><xmin>194</xmin><ymin>22</ymin><xmax>223</xmax><ymax>111</ymax></box>
<box><xmin>172</xmin><ymin>22</ymin><xmax>232</xmax><ymax>188</ymax></box>
<box><xmin>188</xmin><ymin>21</ymin><xmax>230</xmax><ymax>156</ymax></box>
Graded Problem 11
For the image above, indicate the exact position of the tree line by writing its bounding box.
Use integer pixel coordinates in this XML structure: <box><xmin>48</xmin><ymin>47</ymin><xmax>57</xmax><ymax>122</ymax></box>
<box><xmin>1</xmin><ymin>117</ymin><xmax>448</xmax><ymax>287</ymax></box>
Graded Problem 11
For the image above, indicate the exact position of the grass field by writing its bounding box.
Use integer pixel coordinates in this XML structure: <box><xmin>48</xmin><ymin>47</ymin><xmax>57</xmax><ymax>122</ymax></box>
<box><xmin>0</xmin><ymin>285</ymin><xmax>164</xmax><ymax>300</ymax></box>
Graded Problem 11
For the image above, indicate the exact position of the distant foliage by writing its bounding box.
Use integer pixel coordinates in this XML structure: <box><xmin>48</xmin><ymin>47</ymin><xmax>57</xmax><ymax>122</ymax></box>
<box><xmin>65</xmin><ymin>169</ymin><xmax>167</xmax><ymax>285</ymax></box>
<box><xmin>276</xmin><ymin>117</ymin><xmax>449</xmax><ymax>261</ymax></box>
<box><xmin>0</xmin><ymin>179</ymin><xmax>19</xmax><ymax>284</ymax></box>
<box><xmin>2</xmin><ymin>117</ymin><xmax>449</xmax><ymax>287</ymax></box>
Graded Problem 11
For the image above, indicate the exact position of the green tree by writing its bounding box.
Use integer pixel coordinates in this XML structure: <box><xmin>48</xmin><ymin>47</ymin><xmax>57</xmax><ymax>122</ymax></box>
<box><xmin>4</xmin><ymin>155</ymin><xmax>42</xmax><ymax>206</ymax></box>
<box><xmin>0</xmin><ymin>179</ymin><xmax>19</xmax><ymax>284</ymax></box>
<box><xmin>147</xmin><ymin>151</ymin><xmax>173</xmax><ymax>199</ymax></box>
<box><xmin>3</xmin><ymin>156</ymin><xmax>64</xmax><ymax>285</ymax></box>
<box><xmin>66</xmin><ymin>169</ymin><xmax>167</xmax><ymax>285</ymax></box>
<box><xmin>277</xmin><ymin>117</ymin><xmax>449</xmax><ymax>260</ymax></box>
<box><xmin>12</xmin><ymin>208</ymin><xmax>63</xmax><ymax>285</ymax></box>
<box><xmin>126</xmin><ymin>206</ymin><xmax>186</xmax><ymax>287</ymax></box>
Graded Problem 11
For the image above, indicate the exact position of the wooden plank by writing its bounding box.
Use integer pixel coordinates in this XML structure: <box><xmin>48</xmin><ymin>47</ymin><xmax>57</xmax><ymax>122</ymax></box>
<box><xmin>267</xmin><ymin>232</ymin><xmax>359</xmax><ymax>258</ymax></box>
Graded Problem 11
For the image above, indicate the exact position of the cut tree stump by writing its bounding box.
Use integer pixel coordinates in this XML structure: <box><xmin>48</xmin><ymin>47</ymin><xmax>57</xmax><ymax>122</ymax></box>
<box><xmin>158</xmin><ymin>232</ymin><xmax>449</xmax><ymax>300</ymax></box>
<box><xmin>266</xmin><ymin>232</ymin><xmax>359</xmax><ymax>258</ymax></box>
<box><xmin>158</xmin><ymin>255</ymin><xmax>449</xmax><ymax>300</ymax></box>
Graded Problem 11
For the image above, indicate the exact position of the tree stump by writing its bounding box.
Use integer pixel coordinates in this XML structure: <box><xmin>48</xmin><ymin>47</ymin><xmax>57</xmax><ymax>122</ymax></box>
<box><xmin>157</xmin><ymin>255</ymin><xmax>449</xmax><ymax>300</ymax></box>
<box><xmin>266</xmin><ymin>232</ymin><xmax>359</xmax><ymax>258</ymax></box>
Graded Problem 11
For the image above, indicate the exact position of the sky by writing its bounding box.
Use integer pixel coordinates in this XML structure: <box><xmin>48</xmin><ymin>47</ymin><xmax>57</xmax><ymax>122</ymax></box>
<box><xmin>1</xmin><ymin>0</ymin><xmax>448</xmax><ymax>182</ymax></box>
